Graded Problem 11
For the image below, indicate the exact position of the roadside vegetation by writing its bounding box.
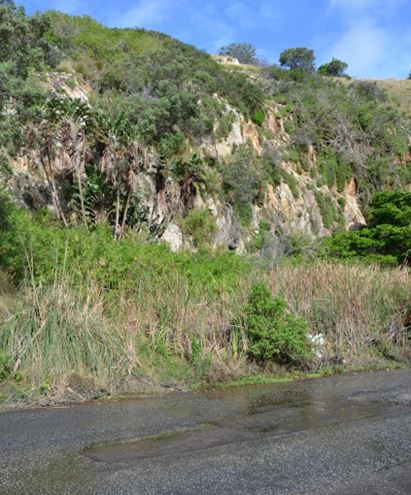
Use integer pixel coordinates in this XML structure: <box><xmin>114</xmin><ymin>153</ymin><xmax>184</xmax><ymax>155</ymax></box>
<box><xmin>0</xmin><ymin>3</ymin><xmax>410</xmax><ymax>407</ymax></box>
<box><xmin>0</xmin><ymin>197</ymin><xmax>409</xmax><ymax>406</ymax></box>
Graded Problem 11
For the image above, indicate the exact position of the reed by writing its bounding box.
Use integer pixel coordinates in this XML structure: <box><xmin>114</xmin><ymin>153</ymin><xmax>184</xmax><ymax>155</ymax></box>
<box><xmin>0</xmin><ymin>260</ymin><xmax>409</xmax><ymax>404</ymax></box>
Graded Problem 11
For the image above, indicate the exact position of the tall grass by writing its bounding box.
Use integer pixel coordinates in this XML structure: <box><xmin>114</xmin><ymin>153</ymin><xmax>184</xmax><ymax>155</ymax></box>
<box><xmin>1</xmin><ymin>277</ymin><xmax>129</xmax><ymax>393</ymax></box>
<box><xmin>0</xmin><ymin>271</ymin><xmax>12</xmax><ymax>323</ymax></box>
<box><xmin>268</xmin><ymin>263</ymin><xmax>410</xmax><ymax>357</ymax></box>
<box><xmin>0</xmin><ymin>259</ymin><xmax>409</xmax><ymax>404</ymax></box>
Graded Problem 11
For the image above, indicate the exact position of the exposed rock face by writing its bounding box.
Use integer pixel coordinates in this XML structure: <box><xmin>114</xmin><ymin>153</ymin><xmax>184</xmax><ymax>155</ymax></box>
<box><xmin>344</xmin><ymin>178</ymin><xmax>366</xmax><ymax>230</ymax></box>
<box><xmin>212</xmin><ymin>55</ymin><xmax>240</xmax><ymax>65</ymax></box>
<box><xmin>43</xmin><ymin>72</ymin><xmax>91</xmax><ymax>102</ymax></box>
<box><xmin>161</xmin><ymin>223</ymin><xmax>184</xmax><ymax>252</ymax></box>
<box><xmin>5</xmin><ymin>74</ymin><xmax>368</xmax><ymax>254</ymax></box>
<box><xmin>214</xmin><ymin>203</ymin><xmax>243</xmax><ymax>252</ymax></box>
<box><xmin>203</xmin><ymin>104</ymin><xmax>366</xmax><ymax>247</ymax></box>
<box><xmin>265</xmin><ymin>182</ymin><xmax>326</xmax><ymax>237</ymax></box>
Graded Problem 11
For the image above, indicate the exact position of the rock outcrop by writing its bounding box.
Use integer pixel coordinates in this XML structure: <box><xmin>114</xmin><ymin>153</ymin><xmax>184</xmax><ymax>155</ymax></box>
<box><xmin>4</xmin><ymin>74</ymin><xmax>367</xmax><ymax>255</ymax></box>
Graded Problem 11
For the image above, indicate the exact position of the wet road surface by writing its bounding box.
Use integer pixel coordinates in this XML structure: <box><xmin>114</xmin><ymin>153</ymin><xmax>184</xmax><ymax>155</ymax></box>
<box><xmin>0</xmin><ymin>369</ymin><xmax>410</xmax><ymax>494</ymax></box>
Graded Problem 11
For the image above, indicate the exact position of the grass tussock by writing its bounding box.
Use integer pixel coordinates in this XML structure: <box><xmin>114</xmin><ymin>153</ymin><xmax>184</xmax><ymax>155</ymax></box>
<box><xmin>0</xmin><ymin>260</ymin><xmax>409</xmax><ymax>407</ymax></box>
<box><xmin>1</xmin><ymin>278</ymin><xmax>128</xmax><ymax>396</ymax></box>
<box><xmin>268</xmin><ymin>263</ymin><xmax>410</xmax><ymax>357</ymax></box>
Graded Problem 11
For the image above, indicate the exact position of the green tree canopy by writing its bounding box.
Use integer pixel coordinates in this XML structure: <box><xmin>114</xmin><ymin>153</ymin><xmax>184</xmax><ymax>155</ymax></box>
<box><xmin>325</xmin><ymin>191</ymin><xmax>411</xmax><ymax>265</ymax></box>
<box><xmin>318</xmin><ymin>58</ymin><xmax>348</xmax><ymax>77</ymax></box>
<box><xmin>0</xmin><ymin>0</ymin><xmax>59</xmax><ymax>78</ymax></box>
<box><xmin>279</xmin><ymin>47</ymin><xmax>316</xmax><ymax>72</ymax></box>
<box><xmin>219</xmin><ymin>42</ymin><xmax>258</xmax><ymax>65</ymax></box>
<box><xmin>0</xmin><ymin>0</ymin><xmax>58</xmax><ymax>154</ymax></box>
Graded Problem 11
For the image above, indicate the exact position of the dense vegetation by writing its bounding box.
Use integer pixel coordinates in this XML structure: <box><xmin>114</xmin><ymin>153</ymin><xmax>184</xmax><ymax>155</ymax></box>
<box><xmin>0</xmin><ymin>3</ymin><xmax>410</xmax><ymax>406</ymax></box>
<box><xmin>1</xmin><ymin>2</ymin><xmax>410</xmax><ymax>237</ymax></box>
<box><xmin>0</xmin><ymin>197</ymin><xmax>409</xmax><ymax>405</ymax></box>
<box><xmin>262</xmin><ymin>67</ymin><xmax>410</xmax><ymax>204</ymax></box>
<box><xmin>0</xmin><ymin>0</ymin><xmax>59</xmax><ymax>157</ymax></box>
<box><xmin>245</xmin><ymin>283</ymin><xmax>310</xmax><ymax>365</ymax></box>
<box><xmin>46</xmin><ymin>12</ymin><xmax>265</xmax><ymax>133</ymax></box>
<box><xmin>1</xmin><ymin>3</ymin><xmax>269</xmax><ymax>237</ymax></box>
<box><xmin>325</xmin><ymin>191</ymin><xmax>411</xmax><ymax>266</ymax></box>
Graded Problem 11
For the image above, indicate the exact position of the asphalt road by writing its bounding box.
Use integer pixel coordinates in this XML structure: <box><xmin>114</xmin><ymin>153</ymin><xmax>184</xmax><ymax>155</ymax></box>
<box><xmin>0</xmin><ymin>369</ymin><xmax>410</xmax><ymax>495</ymax></box>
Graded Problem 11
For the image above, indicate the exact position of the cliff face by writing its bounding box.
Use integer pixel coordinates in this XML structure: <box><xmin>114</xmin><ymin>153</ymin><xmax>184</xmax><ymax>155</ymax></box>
<box><xmin>4</xmin><ymin>76</ymin><xmax>365</xmax><ymax>254</ymax></box>
<box><xmin>1</xmin><ymin>8</ymin><xmax>409</xmax><ymax>257</ymax></box>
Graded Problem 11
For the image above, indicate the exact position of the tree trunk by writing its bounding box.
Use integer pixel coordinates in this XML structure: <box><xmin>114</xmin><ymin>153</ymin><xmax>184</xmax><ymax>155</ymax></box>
<box><xmin>119</xmin><ymin>188</ymin><xmax>132</xmax><ymax>240</ymax></box>
<box><xmin>76</xmin><ymin>166</ymin><xmax>88</xmax><ymax>228</ymax></box>
<box><xmin>114</xmin><ymin>187</ymin><xmax>121</xmax><ymax>240</ymax></box>
<box><xmin>41</xmin><ymin>154</ymin><xmax>69</xmax><ymax>227</ymax></box>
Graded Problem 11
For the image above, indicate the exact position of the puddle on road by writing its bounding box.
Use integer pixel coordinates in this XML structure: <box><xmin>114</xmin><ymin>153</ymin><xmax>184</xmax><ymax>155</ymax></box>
<box><xmin>83</xmin><ymin>393</ymin><xmax>395</xmax><ymax>465</ymax></box>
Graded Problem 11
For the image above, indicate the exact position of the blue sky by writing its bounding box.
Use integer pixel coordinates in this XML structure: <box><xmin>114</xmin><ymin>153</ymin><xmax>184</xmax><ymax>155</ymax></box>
<box><xmin>20</xmin><ymin>0</ymin><xmax>411</xmax><ymax>79</ymax></box>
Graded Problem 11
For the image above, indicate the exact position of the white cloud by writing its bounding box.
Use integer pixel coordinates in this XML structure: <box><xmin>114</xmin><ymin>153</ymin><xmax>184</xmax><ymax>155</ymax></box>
<box><xmin>115</xmin><ymin>0</ymin><xmax>184</xmax><ymax>28</ymax></box>
<box><xmin>327</xmin><ymin>19</ymin><xmax>388</xmax><ymax>76</ymax></box>
<box><xmin>325</xmin><ymin>0</ymin><xmax>410</xmax><ymax>78</ymax></box>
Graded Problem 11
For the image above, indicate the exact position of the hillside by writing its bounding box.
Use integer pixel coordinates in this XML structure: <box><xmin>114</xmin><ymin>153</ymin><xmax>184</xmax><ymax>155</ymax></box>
<box><xmin>360</xmin><ymin>80</ymin><xmax>411</xmax><ymax>121</ymax></box>
<box><xmin>0</xmin><ymin>9</ymin><xmax>409</xmax><ymax>255</ymax></box>
<box><xmin>332</xmin><ymin>77</ymin><xmax>411</xmax><ymax>121</ymax></box>
<box><xmin>0</xmin><ymin>3</ymin><xmax>410</xmax><ymax>406</ymax></box>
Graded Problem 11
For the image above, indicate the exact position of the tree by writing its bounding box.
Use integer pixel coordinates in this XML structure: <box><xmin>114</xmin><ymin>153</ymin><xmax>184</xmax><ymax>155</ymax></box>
<box><xmin>0</xmin><ymin>0</ymin><xmax>60</xmax><ymax>155</ymax></box>
<box><xmin>219</xmin><ymin>42</ymin><xmax>258</xmax><ymax>65</ymax></box>
<box><xmin>25</xmin><ymin>116</ymin><xmax>70</xmax><ymax>227</ymax></box>
<box><xmin>325</xmin><ymin>191</ymin><xmax>411</xmax><ymax>265</ymax></box>
<box><xmin>408</xmin><ymin>71</ymin><xmax>411</xmax><ymax>80</ymax></box>
<box><xmin>318</xmin><ymin>58</ymin><xmax>348</xmax><ymax>77</ymax></box>
<box><xmin>0</xmin><ymin>1</ymin><xmax>57</xmax><ymax>79</ymax></box>
<box><xmin>279</xmin><ymin>47</ymin><xmax>316</xmax><ymax>72</ymax></box>
<box><xmin>96</xmin><ymin>112</ymin><xmax>143</xmax><ymax>239</ymax></box>
<box><xmin>51</xmin><ymin>98</ymin><xmax>91</xmax><ymax>228</ymax></box>
<box><xmin>221</xmin><ymin>144</ymin><xmax>264</xmax><ymax>224</ymax></box>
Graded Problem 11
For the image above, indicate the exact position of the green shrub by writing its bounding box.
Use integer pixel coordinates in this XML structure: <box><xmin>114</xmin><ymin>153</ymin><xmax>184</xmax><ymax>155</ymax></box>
<box><xmin>315</xmin><ymin>191</ymin><xmax>338</xmax><ymax>229</ymax></box>
<box><xmin>253</xmin><ymin>220</ymin><xmax>271</xmax><ymax>251</ymax></box>
<box><xmin>282</xmin><ymin>171</ymin><xmax>300</xmax><ymax>199</ymax></box>
<box><xmin>181</xmin><ymin>208</ymin><xmax>217</xmax><ymax>247</ymax></box>
<box><xmin>159</xmin><ymin>132</ymin><xmax>186</xmax><ymax>160</ymax></box>
<box><xmin>0</xmin><ymin>2</ymin><xmax>53</xmax><ymax>155</ymax></box>
<box><xmin>234</xmin><ymin>201</ymin><xmax>253</xmax><ymax>226</ymax></box>
<box><xmin>264</xmin><ymin>68</ymin><xmax>409</xmax><ymax>200</ymax></box>
<box><xmin>286</xmin><ymin>147</ymin><xmax>301</xmax><ymax>164</ymax></box>
<box><xmin>252</xmin><ymin>109</ymin><xmax>265</xmax><ymax>127</ymax></box>
<box><xmin>245</xmin><ymin>283</ymin><xmax>310</xmax><ymax>365</ymax></box>
<box><xmin>221</xmin><ymin>144</ymin><xmax>265</xmax><ymax>225</ymax></box>
<box><xmin>0</xmin><ymin>201</ymin><xmax>248</xmax><ymax>296</ymax></box>
<box><xmin>0</xmin><ymin>352</ymin><xmax>12</xmax><ymax>383</ymax></box>
<box><xmin>0</xmin><ymin>190</ymin><xmax>14</xmax><ymax>232</ymax></box>
<box><xmin>215</xmin><ymin>112</ymin><xmax>235</xmax><ymax>141</ymax></box>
